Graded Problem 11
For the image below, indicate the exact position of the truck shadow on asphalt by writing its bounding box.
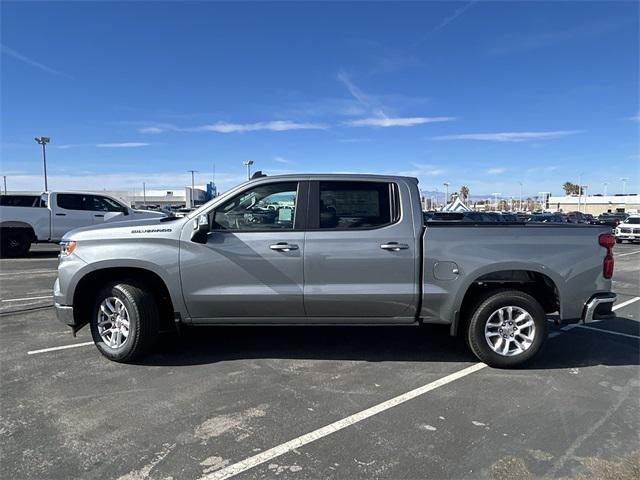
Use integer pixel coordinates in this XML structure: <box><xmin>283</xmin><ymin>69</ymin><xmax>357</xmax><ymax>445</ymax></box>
<box><xmin>140</xmin><ymin>319</ymin><xmax>640</xmax><ymax>370</ymax></box>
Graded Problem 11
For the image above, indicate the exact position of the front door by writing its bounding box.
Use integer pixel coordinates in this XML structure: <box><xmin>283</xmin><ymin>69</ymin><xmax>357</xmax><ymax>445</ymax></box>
<box><xmin>303</xmin><ymin>180</ymin><xmax>418</xmax><ymax>320</ymax></box>
<box><xmin>180</xmin><ymin>181</ymin><xmax>307</xmax><ymax>320</ymax></box>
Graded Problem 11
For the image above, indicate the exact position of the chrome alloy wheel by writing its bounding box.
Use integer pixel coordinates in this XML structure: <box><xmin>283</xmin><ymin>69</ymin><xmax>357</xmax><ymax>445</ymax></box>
<box><xmin>484</xmin><ymin>306</ymin><xmax>536</xmax><ymax>357</ymax></box>
<box><xmin>97</xmin><ymin>297</ymin><xmax>130</xmax><ymax>349</ymax></box>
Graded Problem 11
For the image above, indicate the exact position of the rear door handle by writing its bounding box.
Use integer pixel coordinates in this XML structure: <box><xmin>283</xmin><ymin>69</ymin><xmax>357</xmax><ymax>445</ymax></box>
<box><xmin>270</xmin><ymin>242</ymin><xmax>299</xmax><ymax>252</ymax></box>
<box><xmin>94</xmin><ymin>214</ymin><xmax>104</xmax><ymax>218</ymax></box>
<box><xmin>380</xmin><ymin>242</ymin><xmax>409</xmax><ymax>251</ymax></box>
<box><xmin>55</xmin><ymin>213</ymin><xmax>66</xmax><ymax>216</ymax></box>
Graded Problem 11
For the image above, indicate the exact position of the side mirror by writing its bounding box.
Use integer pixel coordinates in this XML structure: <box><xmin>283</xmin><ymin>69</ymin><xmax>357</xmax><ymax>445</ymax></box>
<box><xmin>191</xmin><ymin>214</ymin><xmax>210</xmax><ymax>243</ymax></box>
<box><xmin>121</xmin><ymin>206</ymin><xmax>130</xmax><ymax>216</ymax></box>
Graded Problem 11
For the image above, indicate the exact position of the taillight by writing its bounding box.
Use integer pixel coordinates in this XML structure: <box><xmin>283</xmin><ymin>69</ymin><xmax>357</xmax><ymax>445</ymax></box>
<box><xmin>599</xmin><ymin>233</ymin><xmax>614</xmax><ymax>279</ymax></box>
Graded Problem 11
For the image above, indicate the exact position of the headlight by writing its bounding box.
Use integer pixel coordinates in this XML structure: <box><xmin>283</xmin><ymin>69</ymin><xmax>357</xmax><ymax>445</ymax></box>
<box><xmin>60</xmin><ymin>241</ymin><xmax>77</xmax><ymax>256</ymax></box>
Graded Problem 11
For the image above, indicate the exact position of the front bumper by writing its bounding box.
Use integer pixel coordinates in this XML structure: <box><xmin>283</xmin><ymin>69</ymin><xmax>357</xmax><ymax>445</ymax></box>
<box><xmin>582</xmin><ymin>293</ymin><xmax>616</xmax><ymax>323</ymax></box>
<box><xmin>616</xmin><ymin>235</ymin><xmax>640</xmax><ymax>241</ymax></box>
<box><xmin>55</xmin><ymin>302</ymin><xmax>75</xmax><ymax>326</ymax></box>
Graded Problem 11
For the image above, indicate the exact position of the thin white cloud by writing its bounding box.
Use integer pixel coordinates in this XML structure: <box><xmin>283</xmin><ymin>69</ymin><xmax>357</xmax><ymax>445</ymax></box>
<box><xmin>486</xmin><ymin>168</ymin><xmax>506</xmax><ymax>174</ymax></box>
<box><xmin>1</xmin><ymin>44</ymin><xmax>72</xmax><ymax>78</ymax></box>
<box><xmin>138</xmin><ymin>120</ymin><xmax>325</xmax><ymax>134</ymax></box>
<box><xmin>432</xmin><ymin>130</ymin><xmax>583</xmax><ymax>142</ymax></box>
<box><xmin>346</xmin><ymin>116</ymin><xmax>455</xmax><ymax>128</ymax></box>
<box><xmin>96</xmin><ymin>142</ymin><xmax>151</xmax><ymax>148</ymax></box>
<box><xmin>397</xmin><ymin>163</ymin><xmax>446</xmax><ymax>177</ymax></box>
<box><xmin>628</xmin><ymin>114</ymin><xmax>640</xmax><ymax>122</ymax></box>
<box><xmin>138</xmin><ymin>126</ymin><xmax>165</xmax><ymax>134</ymax></box>
<box><xmin>434</xmin><ymin>0</ymin><xmax>479</xmax><ymax>32</ymax></box>
<box><xmin>274</xmin><ymin>156</ymin><xmax>291</xmax><ymax>164</ymax></box>
<box><xmin>194</xmin><ymin>120</ymin><xmax>326</xmax><ymax>133</ymax></box>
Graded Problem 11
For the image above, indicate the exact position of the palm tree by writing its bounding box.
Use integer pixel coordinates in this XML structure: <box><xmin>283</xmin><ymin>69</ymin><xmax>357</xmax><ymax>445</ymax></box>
<box><xmin>460</xmin><ymin>185</ymin><xmax>470</xmax><ymax>204</ymax></box>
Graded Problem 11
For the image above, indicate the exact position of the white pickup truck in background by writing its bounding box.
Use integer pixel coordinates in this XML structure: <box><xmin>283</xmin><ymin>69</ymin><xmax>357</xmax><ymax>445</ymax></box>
<box><xmin>0</xmin><ymin>191</ymin><xmax>165</xmax><ymax>256</ymax></box>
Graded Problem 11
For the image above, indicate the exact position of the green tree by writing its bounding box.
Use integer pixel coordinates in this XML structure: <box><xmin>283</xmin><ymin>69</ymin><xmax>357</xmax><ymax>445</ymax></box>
<box><xmin>460</xmin><ymin>185</ymin><xmax>470</xmax><ymax>203</ymax></box>
<box><xmin>562</xmin><ymin>182</ymin><xmax>580</xmax><ymax>195</ymax></box>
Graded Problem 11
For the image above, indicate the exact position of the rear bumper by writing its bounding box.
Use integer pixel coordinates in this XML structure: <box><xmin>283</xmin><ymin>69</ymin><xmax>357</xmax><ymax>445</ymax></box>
<box><xmin>582</xmin><ymin>293</ymin><xmax>616</xmax><ymax>323</ymax></box>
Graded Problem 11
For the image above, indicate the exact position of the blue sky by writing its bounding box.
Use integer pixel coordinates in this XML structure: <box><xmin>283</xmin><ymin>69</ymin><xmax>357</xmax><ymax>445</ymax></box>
<box><xmin>1</xmin><ymin>1</ymin><xmax>638</xmax><ymax>197</ymax></box>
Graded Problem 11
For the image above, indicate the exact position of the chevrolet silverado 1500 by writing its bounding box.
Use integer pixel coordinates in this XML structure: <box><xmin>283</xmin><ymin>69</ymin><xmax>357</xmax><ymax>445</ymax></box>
<box><xmin>54</xmin><ymin>174</ymin><xmax>616</xmax><ymax>367</ymax></box>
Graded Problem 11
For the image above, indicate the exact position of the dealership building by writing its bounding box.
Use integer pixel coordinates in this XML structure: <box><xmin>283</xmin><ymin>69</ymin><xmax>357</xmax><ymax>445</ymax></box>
<box><xmin>546</xmin><ymin>194</ymin><xmax>639</xmax><ymax>215</ymax></box>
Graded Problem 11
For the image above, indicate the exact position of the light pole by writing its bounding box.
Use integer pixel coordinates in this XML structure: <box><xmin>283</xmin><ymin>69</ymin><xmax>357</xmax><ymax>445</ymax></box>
<box><xmin>577</xmin><ymin>172</ymin><xmax>583</xmax><ymax>214</ymax></box>
<box><xmin>518</xmin><ymin>181</ymin><xmax>523</xmax><ymax>211</ymax></box>
<box><xmin>621</xmin><ymin>177</ymin><xmax>629</xmax><ymax>195</ymax></box>
<box><xmin>142</xmin><ymin>182</ymin><xmax>146</xmax><ymax>207</ymax></box>
<box><xmin>492</xmin><ymin>193</ymin><xmax>501</xmax><ymax>211</ymax></box>
<box><xmin>187</xmin><ymin>170</ymin><xmax>198</xmax><ymax>208</ymax></box>
<box><xmin>243</xmin><ymin>160</ymin><xmax>254</xmax><ymax>180</ymax></box>
<box><xmin>34</xmin><ymin>136</ymin><xmax>50</xmax><ymax>191</ymax></box>
<box><xmin>603</xmin><ymin>182</ymin><xmax>608</xmax><ymax>196</ymax></box>
<box><xmin>443</xmin><ymin>182</ymin><xmax>450</xmax><ymax>205</ymax></box>
<box><xmin>2</xmin><ymin>175</ymin><xmax>6</xmax><ymax>194</ymax></box>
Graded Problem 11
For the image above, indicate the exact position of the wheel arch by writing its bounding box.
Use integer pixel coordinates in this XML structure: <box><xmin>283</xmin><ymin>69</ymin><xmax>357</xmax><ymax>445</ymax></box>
<box><xmin>451</xmin><ymin>265</ymin><xmax>561</xmax><ymax>336</ymax></box>
<box><xmin>72</xmin><ymin>266</ymin><xmax>176</xmax><ymax>332</ymax></box>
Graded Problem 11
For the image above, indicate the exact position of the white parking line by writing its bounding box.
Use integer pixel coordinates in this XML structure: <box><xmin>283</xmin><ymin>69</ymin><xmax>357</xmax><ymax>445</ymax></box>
<box><xmin>27</xmin><ymin>342</ymin><xmax>94</xmax><ymax>355</ymax></box>
<box><xmin>2</xmin><ymin>295</ymin><xmax>52</xmax><ymax>303</ymax></box>
<box><xmin>0</xmin><ymin>269</ymin><xmax>57</xmax><ymax>277</ymax></box>
<box><xmin>199</xmin><ymin>363</ymin><xmax>487</xmax><ymax>480</ymax></box>
<box><xmin>617</xmin><ymin>250</ymin><xmax>640</xmax><ymax>257</ymax></box>
<box><xmin>612</xmin><ymin>296</ymin><xmax>640</xmax><ymax>311</ymax></box>
<box><xmin>577</xmin><ymin>325</ymin><xmax>640</xmax><ymax>340</ymax></box>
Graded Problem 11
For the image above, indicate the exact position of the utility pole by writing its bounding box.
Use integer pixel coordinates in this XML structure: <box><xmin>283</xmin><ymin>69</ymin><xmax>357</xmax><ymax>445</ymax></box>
<box><xmin>538</xmin><ymin>191</ymin><xmax>551</xmax><ymax>212</ymax></box>
<box><xmin>187</xmin><ymin>170</ymin><xmax>198</xmax><ymax>208</ymax></box>
<box><xmin>142</xmin><ymin>182</ymin><xmax>146</xmax><ymax>207</ymax></box>
<box><xmin>2</xmin><ymin>175</ymin><xmax>6</xmax><ymax>194</ymax></box>
<box><xmin>443</xmin><ymin>182</ymin><xmax>450</xmax><ymax>205</ymax></box>
<box><xmin>243</xmin><ymin>160</ymin><xmax>254</xmax><ymax>180</ymax></box>
<box><xmin>35</xmin><ymin>136</ymin><xmax>50</xmax><ymax>191</ymax></box>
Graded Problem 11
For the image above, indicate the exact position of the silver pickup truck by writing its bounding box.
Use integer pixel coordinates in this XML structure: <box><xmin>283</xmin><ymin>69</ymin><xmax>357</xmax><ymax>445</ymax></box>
<box><xmin>54</xmin><ymin>174</ymin><xmax>616</xmax><ymax>367</ymax></box>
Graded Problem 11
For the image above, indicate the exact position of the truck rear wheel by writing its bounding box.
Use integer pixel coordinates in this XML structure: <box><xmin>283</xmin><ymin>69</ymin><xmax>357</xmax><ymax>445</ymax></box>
<box><xmin>465</xmin><ymin>289</ymin><xmax>547</xmax><ymax>368</ymax></box>
<box><xmin>90</xmin><ymin>282</ymin><xmax>159</xmax><ymax>362</ymax></box>
<box><xmin>0</xmin><ymin>230</ymin><xmax>31</xmax><ymax>257</ymax></box>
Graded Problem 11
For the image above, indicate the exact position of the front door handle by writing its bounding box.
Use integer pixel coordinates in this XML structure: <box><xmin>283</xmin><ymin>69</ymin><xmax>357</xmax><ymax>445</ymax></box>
<box><xmin>380</xmin><ymin>242</ymin><xmax>409</xmax><ymax>251</ymax></box>
<box><xmin>270</xmin><ymin>242</ymin><xmax>299</xmax><ymax>252</ymax></box>
<box><xmin>55</xmin><ymin>213</ymin><xmax>66</xmax><ymax>216</ymax></box>
<box><xmin>94</xmin><ymin>214</ymin><xmax>104</xmax><ymax>218</ymax></box>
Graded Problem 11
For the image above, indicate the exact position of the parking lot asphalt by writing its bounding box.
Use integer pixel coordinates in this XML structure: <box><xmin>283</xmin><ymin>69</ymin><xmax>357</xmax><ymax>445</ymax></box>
<box><xmin>1</xmin><ymin>243</ymin><xmax>639</xmax><ymax>479</ymax></box>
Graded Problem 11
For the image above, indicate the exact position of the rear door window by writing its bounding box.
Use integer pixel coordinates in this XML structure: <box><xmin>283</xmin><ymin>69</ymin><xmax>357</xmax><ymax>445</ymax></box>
<box><xmin>318</xmin><ymin>181</ymin><xmax>395</xmax><ymax>229</ymax></box>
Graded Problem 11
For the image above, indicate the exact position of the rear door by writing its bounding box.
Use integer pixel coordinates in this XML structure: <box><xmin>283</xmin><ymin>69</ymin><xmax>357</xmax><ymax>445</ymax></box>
<box><xmin>51</xmin><ymin>193</ymin><xmax>95</xmax><ymax>239</ymax></box>
<box><xmin>303</xmin><ymin>180</ymin><xmax>418</xmax><ymax>320</ymax></box>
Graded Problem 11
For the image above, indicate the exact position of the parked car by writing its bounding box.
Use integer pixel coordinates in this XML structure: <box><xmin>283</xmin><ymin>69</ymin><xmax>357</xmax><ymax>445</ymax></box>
<box><xmin>615</xmin><ymin>215</ymin><xmax>640</xmax><ymax>243</ymax></box>
<box><xmin>566</xmin><ymin>211</ymin><xmax>588</xmax><ymax>224</ymax></box>
<box><xmin>596</xmin><ymin>213</ymin><xmax>628</xmax><ymax>229</ymax></box>
<box><xmin>0</xmin><ymin>191</ymin><xmax>165</xmax><ymax>256</ymax></box>
<box><xmin>528</xmin><ymin>213</ymin><xmax>566</xmax><ymax>223</ymax></box>
<box><xmin>54</xmin><ymin>174</ymin><xmax>616</xmax><ymax>368</ymax></box>
<box><xmin>583</xmin><ymin>213</ymin><xmax>596</xmax><ymax>224</ymax></box>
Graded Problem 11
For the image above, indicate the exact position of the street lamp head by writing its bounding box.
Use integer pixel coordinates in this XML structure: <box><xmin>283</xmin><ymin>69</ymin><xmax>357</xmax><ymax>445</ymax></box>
<box><xmin>243</xmin><ymin>160</ymin><xmax>254</xmax><ymax>166</ymax></box>
<box><xmin>35</xmin><ymin>136</ymin><xmax>50</xmax><ymax>145</ymax></box>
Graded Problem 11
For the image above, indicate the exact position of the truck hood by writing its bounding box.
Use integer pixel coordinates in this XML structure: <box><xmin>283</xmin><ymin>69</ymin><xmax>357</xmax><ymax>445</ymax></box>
<box><xmin>62</xmin><ymin>216</ymin><xmax>186</xmax><ymax>241</ymax></box>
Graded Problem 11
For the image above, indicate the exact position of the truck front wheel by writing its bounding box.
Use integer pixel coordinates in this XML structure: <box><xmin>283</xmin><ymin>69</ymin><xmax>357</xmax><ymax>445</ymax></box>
<box><xmin>465</xmin><ymin>289</ymin><xmax>547</xmax><ymax>368</ymax></box>
<box><xmin>90</xmin><ymin>282</ymin><xmax>159</xmax><ymax>362</ymax></box>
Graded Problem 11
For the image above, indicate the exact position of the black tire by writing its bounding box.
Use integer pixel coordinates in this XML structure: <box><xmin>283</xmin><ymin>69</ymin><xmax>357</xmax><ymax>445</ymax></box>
<box><xmin>90</xmin><ymin>282</ymin><xmax>159</xmax><ymax>362</ymax></box>
<box><xmin>465</xmin><ymin>289</ymin><xmax>547</xmax><ymax>368</ymax></box>
<box><xmin>0</xmin><ymin>230</ymin><xmax>31</xmax><ymax>257</ymax></box>
<box><xmin>615</xmin><ymin>239</ymin><xmax>622</xmax><ymax>244</ymax></box>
